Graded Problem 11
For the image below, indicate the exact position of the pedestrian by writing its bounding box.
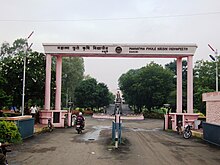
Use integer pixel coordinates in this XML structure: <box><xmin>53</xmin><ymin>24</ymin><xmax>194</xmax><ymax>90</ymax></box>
<box><xmin>30</xmin><ymin>105</ymin><xmax>37</xmax><ymax>119</ymax></box>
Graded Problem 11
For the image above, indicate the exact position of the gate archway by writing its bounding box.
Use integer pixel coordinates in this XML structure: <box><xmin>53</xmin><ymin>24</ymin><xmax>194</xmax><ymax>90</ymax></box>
<box><xmin>42</xmin><ymin>43</ymin><xmax>197</xmax><ymax>127</ymax></box>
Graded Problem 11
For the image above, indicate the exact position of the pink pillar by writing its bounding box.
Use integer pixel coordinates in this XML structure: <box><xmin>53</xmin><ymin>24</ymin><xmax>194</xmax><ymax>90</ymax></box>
<box><xmin>55</xmin><ymin>56</ymin><xmax>62</xmax><ymax>110</ymax></box>
<box><xmin>187</xmin><ymin>56</ymin><xmax>193</xmax><ymax>113</ymax></box>
<box><xmin>44</xmin><ymin>54</ymin><xmax>52</xmax><ymax>110</ymax></box>
<box><xmin>176</xmin><ymin>57</ymin><xmax>182</xmax><ymax>113</ymax></box>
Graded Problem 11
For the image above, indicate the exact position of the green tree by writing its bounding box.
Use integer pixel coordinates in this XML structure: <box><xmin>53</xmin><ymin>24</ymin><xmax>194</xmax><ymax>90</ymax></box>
<box><xmin>0</xmin><ymin>50</ymin><xmax>47</xmax><ymax>107</ymax></box>
<box><xmin>108</xmin><ymin>91</ymin><xmax>115</xmax><ymax>104</ymax></box>
<box><xmin>62</xmin><ymin>57</ymin><xmax>84</xmax><ymax>108</ymax></box>
<box><xmin>0</xmin><ymin>73</ymin><xmax>12</xmax><ymax>109</ymax></box>
<box><xmin>193</xmin><ymin>59</ymin><xmax>216</xmax><ymax>114</ymax></box>
<box><xmin>0</xmin><ymin>39</ymin><xmax>85</xmax><ymax>109</ymax></box>
<box><xmin>75</xmin><ymin>78</ymin><xmax>98</xmax><ymax>109</ymax></box>
<box><xmin>96</xmin><ymin>83</ymin><xmax>110</xmax><ymax>108</ymax></box>
<box><xmin>119</xmin><ymin>62</ymin><xmax>174</xmax><ymax>113</ymax></box>
<box><xmin>165</xmin><ymin>60</ymin><xmax>188</xmax><ymax>111</ymax></box>
<box><xmin>119</xmin><ymin>69</ymin><xmax>140</xmax><ymax>110</ymax></box>
<box><xmin>0</xmin><ymin>39</ymin><xmax>56</xmax><ymax>108</ymax></box>
<box><xmin>74</xmin><ymin>78</ymin><xmax>111</xmax><ymax>109</ymax></box>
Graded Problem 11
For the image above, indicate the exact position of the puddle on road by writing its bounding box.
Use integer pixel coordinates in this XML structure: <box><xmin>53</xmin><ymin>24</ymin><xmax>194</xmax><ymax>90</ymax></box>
<box><xmin>82</xmin><ymin>126</ymin><xmax>111</xmax><ymax>141</ymax></box>
<box><xmin>80</xmin><ymin>126</ymin><xmax>161</xmax><ymax>142</ymax></box>
<box><xmin>126</xmin><ymin>127</ymin><xmax>162</xmax><ymax>132</ymax></box>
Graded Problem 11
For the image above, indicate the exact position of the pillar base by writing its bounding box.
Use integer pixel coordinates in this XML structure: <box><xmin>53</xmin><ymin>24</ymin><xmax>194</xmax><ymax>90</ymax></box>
<box><xmin>164</xmin><ymin>113</ymin><xmax>199</xmax><ymax>131</ymax></box>
<box><xmin>39</xmin><ymin>110</ymin><xmax>69</xmax><ymax>128</ymax></box>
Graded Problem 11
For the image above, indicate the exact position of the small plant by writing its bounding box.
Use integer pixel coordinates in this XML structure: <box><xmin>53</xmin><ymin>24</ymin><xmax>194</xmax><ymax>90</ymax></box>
<box><xmin>0</xmin><ymin>120</ymin><xmax>22</xmax><ymax>143</ymax></box>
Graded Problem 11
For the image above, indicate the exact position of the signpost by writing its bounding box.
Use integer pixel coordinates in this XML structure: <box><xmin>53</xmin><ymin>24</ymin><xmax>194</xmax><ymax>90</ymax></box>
<box><xmin>208</xmin><ymin>44</ymin><xmax>218</xmax><ymax>92</ymax></box>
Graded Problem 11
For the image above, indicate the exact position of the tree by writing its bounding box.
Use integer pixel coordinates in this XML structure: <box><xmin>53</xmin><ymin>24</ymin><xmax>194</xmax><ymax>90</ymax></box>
<box><xmin>61</xmin><ymin>57</ymin><xmax>84</xmax><ymax>108</ymax></box>
<box><xmin>0</xmin><ymin>39</ymin><xmax>85</xmax><ymax>109</ymax></box>
<box><xmin>108</xmin><ymin>91</ymin><xmax>115</xmax><ymax>104</ymax></box>
<box><xmin>193</xmin><ymin>59</ymin><xmax>216</xmax><ymax>114</ymax></box>
<box><xmin>0</xmin><ymin>50</ymin><xmax>47</xmax><ymax>107</ymax></box>
<box><xmin>96</xmin><ymin>83</ymin><xmax>110</xmax><ymax>108</ymax></box>
<box><xmin>165</xmin><ymin>60</ymin><xmax>188</xmax><ymax>111</ymax></box>
<box><xmin>0</xmin><ymin>39</ymin><xmax>56</xmax><ymax>108</ymax></box>
<box><xmin>118</xmin><ymin>69</ymin><xmax>140</xmax><ymax>110</ymax></box>
<box><xmin>0</xmin><ymin>73</ymin><xmax>12</xmax><ymax>109</ymax></box>
<box><xmin>74</xmin><ymin>78</ymin><xmax>111</xmax><ymax>109</ymax></box>
<box><xmin>75</xmin><ymin>78</ymin><xmax>98</xmax><ymax>109</ymax></box>
<box><xmin>119</xmin><ymin>62</ymin><xmax>174</xmax><ymax>113</ymax></box>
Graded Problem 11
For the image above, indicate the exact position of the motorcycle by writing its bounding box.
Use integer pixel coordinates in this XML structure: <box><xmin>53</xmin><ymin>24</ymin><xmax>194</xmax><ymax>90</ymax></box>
<box><xmin>75</xmin><ymin>120</ymin><xmax>83</xmax><ymax>134</ymax></box>
<box><xmin>183</xmin><ymin>124</ymin><xmax>192</xmax><ymax>139</ymax></box>
<box><xmin>0</xmin><ymin>142</ymin><xmax>11</xmax><ymax>165</ymax></box>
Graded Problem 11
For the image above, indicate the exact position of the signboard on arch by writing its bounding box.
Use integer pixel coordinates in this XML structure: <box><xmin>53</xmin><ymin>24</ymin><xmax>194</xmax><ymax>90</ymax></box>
<box><xmin>43</xmin><ymin>43</ymin><xmax>197</xmax><ymax>58</ymax></box>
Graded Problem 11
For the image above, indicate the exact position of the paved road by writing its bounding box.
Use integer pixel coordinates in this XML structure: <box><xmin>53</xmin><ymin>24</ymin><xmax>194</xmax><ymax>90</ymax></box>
<box><xmin>8</xmin><ymin>117</ymin><xmax>220</xmax><ymax>165</ymax></box>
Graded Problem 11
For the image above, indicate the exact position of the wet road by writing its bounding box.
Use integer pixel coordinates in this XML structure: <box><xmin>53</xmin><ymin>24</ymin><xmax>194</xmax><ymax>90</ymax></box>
<box><xmin>7</xmin><ymin>117</ymin><xmax>220</xmax><ymax>165</ymax></box>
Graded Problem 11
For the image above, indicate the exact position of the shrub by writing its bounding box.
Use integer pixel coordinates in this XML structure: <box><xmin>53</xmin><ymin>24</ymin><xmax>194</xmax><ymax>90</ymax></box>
<box><xmin>143</xmin><ymin>111</ymin><xmax>164</xmax><ymax>119</ymax></box>
<box><xmin>72</xmin><ymin>110</ymin><xmax>80</xmax><ymax>115</ymax></box>
<box><xmin>0</xmin><ymin>120</ymin><xmax>22</xmax><ymax>143</ymax></box>
<box><xmin>84</xmin><ymin>110</ymin><xmax>93</xmax><ymax>115</ymax></box>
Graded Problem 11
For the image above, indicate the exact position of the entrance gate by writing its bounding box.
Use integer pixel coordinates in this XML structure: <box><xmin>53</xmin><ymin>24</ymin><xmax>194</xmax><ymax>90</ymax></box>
<box><xmin>41</xmin><ymin>43</ymin><xmax>197</xmax><ymax>128</ymax></box>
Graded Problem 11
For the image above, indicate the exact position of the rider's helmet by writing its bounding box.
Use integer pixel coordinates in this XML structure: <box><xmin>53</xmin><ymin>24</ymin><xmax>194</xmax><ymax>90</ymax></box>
<box><xmin>79</xmin><ymin>112</ymin><xmax>82</xmax><ymax>116</ymax></box>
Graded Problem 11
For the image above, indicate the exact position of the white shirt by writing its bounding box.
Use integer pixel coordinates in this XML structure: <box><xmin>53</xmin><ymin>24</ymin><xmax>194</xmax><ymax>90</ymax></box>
<box><xmin>30</xmin><ymin>106</ymin><xmax>37</xmax><ymax>114</ymax></box>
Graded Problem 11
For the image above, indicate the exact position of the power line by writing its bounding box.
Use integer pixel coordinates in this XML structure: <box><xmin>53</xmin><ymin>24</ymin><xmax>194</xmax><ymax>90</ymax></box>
<box><xmin>0</xmin><ymin>11</ymin><xmax>220</xmax><ymax>22</ymax></box>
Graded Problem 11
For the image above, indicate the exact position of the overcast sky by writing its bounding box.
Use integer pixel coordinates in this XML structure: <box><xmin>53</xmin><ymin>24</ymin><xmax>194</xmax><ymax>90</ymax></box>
<box><xmin>0</xmin><ymin>0</ymin><xmax>220</xmax><ymax>93</ymax></box>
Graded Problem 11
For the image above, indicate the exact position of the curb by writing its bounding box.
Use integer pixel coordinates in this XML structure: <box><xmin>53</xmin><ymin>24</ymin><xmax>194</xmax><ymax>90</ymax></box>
<box><xmin>92</xmin><ymin>114</ymin><xmax>144</xmax><ymax>120</ymax></box>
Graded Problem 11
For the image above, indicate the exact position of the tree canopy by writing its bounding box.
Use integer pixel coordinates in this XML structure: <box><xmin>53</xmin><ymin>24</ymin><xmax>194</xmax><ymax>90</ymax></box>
<box><xmin>74</xmin><ymin>78</ymin><xmax>112</xmax><ymax>109</ymax></box>
<box><xmin>193</xmin><ymin>59</ymin><xmax>216</xmax><ymax>114</ymax></box>
<box><xmin>0</xmin><ymin>39</ymin><xmax>84</xmax><ymax>109</ymax></box>
<box><xmin>119</xmin><ymin>62</ymin><xmax>174</xmax><ymax>113</ymax></box>
<box><xmin>0</xmin><ymin>39</ymin><xmax>47</xmax><ymax>107</ymax></box>
<box><xmin>165</xmin><ymin>60</ymin><xmax>188</xmax><ymax>111</ymax></box>
<box><xmin>61</xmin><ymin>57</ymin><xmax>84</xmax><ymax>108</ymax></box>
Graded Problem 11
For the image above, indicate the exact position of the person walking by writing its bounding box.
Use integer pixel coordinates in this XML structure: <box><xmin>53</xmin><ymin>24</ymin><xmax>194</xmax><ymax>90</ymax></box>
<box><xmin>30</xmin><ymin>105</ymin><xmax>38</xmax><ymax>123</ymax></box>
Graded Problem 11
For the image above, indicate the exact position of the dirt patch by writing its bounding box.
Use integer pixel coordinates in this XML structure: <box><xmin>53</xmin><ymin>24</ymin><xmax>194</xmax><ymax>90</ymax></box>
<box><xmin>105</xmin><ymin>138</ymin><xmax>132</xmax><ymax>160</ymax></box>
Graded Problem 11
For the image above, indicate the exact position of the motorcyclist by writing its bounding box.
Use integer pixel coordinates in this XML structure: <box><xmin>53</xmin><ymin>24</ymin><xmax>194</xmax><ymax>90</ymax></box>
<box><xmin>75</xmin><ymin>112</ymin><xmax>85</xmax><ymax>129</ymax></box>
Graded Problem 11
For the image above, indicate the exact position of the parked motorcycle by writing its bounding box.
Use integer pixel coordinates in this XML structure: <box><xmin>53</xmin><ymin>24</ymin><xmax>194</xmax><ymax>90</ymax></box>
<box><xmin>183</xmin><ymin>124</ymin><xmax>192</xmax><ymax>139</ymax></box>
<box><xmin>0</xmin><ymin>142</ymin><xmax>11</xmax><ymax>165</ymax></box>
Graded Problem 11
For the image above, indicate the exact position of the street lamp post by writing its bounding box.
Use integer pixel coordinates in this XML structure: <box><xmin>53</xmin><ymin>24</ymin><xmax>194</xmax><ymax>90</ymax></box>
<box><xmin>21</xmin><ymin>47</ymin><xmax>27</xmax><ymax>116</ymax></box>
<box><xmin>208</xmin><ymin>44</ymin><xmax>218</xmax><ymax>92</ymax></box>
<box><xmin>21</xmin><ymin>31</ymin><xmax>34</xmax><ymax>116</ymax></box>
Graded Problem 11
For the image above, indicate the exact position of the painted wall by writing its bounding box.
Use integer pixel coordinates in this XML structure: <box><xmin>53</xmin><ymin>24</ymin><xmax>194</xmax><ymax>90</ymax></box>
<box><xmin>202</xmin><ymin>92</ymin><xmax>220</xmax><ymax>125</ymax></box>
